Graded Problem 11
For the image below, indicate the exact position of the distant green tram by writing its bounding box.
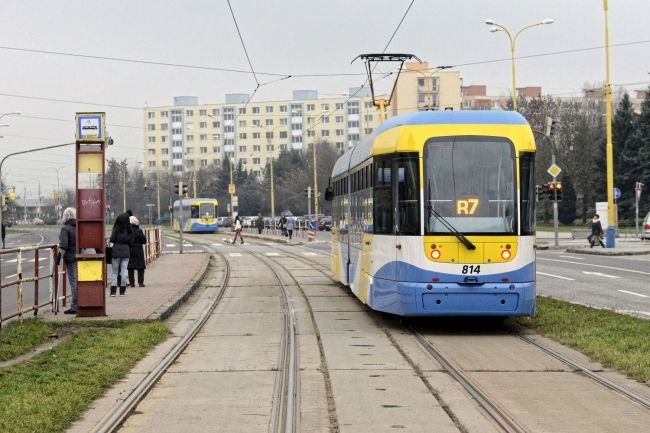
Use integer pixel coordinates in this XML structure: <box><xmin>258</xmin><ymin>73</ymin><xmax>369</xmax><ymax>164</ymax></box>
<box><xmin>172</xmin><ymin>198</ymin><xmax>219</xmax><ymax>233</ymax></box>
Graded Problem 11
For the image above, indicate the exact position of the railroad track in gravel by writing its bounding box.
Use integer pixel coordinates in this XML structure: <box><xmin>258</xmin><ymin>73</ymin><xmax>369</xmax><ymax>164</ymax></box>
<box><xmin>92</xmin><ymin>251</ymin><xmax>230</xmax><ymax>433</ymax></box>
<box><xmin>255</xmin><ymin>241</ymin><xmax>650</xmax><ymax>431</ymax></box>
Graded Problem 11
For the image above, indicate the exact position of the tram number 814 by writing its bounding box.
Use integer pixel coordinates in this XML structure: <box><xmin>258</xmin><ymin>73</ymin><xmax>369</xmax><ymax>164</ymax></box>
<box><xmin>461</xmin><ymin>265</ymin><xmax>481</xmax><ymax>274</ymax></box>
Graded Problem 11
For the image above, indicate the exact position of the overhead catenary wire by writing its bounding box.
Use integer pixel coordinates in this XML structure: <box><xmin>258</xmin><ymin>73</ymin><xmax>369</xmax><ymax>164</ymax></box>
<box><xmin>227</xmin><ymin>0</ymin><xmax>260</xmax><ymax>88</ymax></box>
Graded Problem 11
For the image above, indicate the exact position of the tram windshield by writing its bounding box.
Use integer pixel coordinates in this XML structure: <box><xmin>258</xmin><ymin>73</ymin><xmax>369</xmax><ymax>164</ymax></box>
<box><xmin>199</xmin><ymin>203</ymin><xmax>215</xmax><ymax>219</ymax></box>
<box><xmin>424</xmin><ymin>136</ymin><xmax>515</xmax><ymax>235</ymax></box>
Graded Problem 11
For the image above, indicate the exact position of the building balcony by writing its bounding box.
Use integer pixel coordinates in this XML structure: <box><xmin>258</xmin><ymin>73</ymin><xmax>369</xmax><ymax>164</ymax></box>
<box><xmin>347</xmin><ymin>114</ymin><xmax>360</xmax><ymax>121</ymax></box>
<box><xmin>291</xmin><ymin>116</ymin><xmax>303</xmax><ymax>124</ymax></box>
<box><xmin>224</xmin><ymin>144</ymin><xmax>235</xmax><ymax>152</ymax></box>
<box><xmin>347</xmin><ymin>127</ymin><xmax>360</xmax><ymax>134</ymax></box>
<box><xmin>224</xmin><ymin>119</ymin><xmax>234</xmax><ymax>127</ymax></box>
<box><xmin>172</xmin><ymin>122</ymin><xmax>182</xmax><ymax>128</ymax></box>
<box><xmin>291</xmin><ymin>143</ymin><xmax>304</xmax><ymax>150</ymax></box>
<box><xmin>172</xmin><ymin>134</ymin><xmax>183</xmax><ymax>141</ymax></box>
<box><xmin>172</xmin><ymin>159</ymin><xmax>183</xmax><ymax>166</ymax></box>
<box><xmin>291</xmin><ymin>130</ymin><xmax>303</xmax><ymax>137</ymax></box>
<box><xmin>224</xmin><ymin>132</ymin><xmax>235</xmax><ymax>139</ymax></box>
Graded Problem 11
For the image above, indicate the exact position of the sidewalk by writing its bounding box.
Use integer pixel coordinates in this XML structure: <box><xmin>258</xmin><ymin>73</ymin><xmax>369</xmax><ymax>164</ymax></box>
<box><xmin>535</xmin><ymin>231</ymin><xmax>650</xmax><ymax>256</ymax></box>
<box><xmin>43</xmin><ymin>253</ymin><xmax>210</xmax><ymax>322</ymax></box>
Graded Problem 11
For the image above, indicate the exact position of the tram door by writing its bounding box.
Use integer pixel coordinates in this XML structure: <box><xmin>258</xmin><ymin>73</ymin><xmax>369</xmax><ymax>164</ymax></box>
<box><xmin>394</xmin><ymin>154</ymin><xmax>421</xmax><ymax>281</ymax></box>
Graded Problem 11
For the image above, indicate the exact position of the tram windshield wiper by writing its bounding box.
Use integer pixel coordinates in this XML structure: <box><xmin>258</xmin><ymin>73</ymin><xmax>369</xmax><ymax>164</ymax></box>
<box><xmin>426</xmin><ymin>204</ymin><xmax>476</xmax><ymax>251</ymax></box>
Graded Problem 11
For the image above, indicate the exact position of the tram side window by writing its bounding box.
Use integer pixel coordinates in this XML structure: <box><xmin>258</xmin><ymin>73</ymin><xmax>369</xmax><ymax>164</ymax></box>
<box><xmin>190</xmin><ymin>205</ymin><xmax>200</xmax><ymax>219</ymax></box>
<box><xmin>519</xmin><ymin>152</ymin><xmax>534</xmax><ymax>235</ymax></box>
<box><xmin>373</xmin><ymin>158</ymin><xmax>393</xmax><ymax>234</ymax></box>
<box><xmin>396</xmin><ymin>155</ymin><xmax>420</xmax><ymax>235</ymax></box>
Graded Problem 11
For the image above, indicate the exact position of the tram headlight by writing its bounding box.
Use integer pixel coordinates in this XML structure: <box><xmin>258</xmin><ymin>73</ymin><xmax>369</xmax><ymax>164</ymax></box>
<box><xmin>501</xmin><ymin>249</ymin><xmax>512</xmax><ymax>260</ymax></box>
<box><xmin>430</xmin><ymin>249</ymin><xmax>441</xmax><ymax>260</ymax></box>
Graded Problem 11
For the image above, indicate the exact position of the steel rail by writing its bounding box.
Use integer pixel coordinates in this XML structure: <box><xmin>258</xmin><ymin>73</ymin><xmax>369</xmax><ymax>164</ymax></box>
<box><xmin>515</xmin><ymin>333</ymin><xmax>650</xmax><ymax>410</ymax></box>
<box><xmin>409</xmin><ymin>327</ymin><xmax>529</xmax><ymax>433</ymax></box>
<box><xmin>246</xmin><ymin>249</ymin><xmax>299</xmax><ymax>433</ymax></box>
<box><xmin>91</xmin><ymin>251</ymin><xmax>229</xmax><ymax>433</ymax></box>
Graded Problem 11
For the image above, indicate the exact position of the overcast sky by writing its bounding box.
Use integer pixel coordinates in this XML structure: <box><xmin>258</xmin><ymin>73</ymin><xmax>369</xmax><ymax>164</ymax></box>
<box><xmin>1</xmin><ymin>0</ymin><xmax>649</xmax><ymax>196</ymax></box>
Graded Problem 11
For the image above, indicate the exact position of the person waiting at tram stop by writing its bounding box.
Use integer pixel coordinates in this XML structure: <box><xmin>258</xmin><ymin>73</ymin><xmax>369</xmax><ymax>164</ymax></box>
<box><xmin>109</xmin><ymin>213</ymin><xmax>133</xmax><ymax>296</ymax></box>
<box><xmin>58</xmin><ymin>207</ymin><xmax>78</xmax><ymax>314</ymax></box>
<box><xmin>128</xmin><ymin>215</ymin><xmax>147</xmax><ymax>287</ymax></box>
<box><xmin>588</xmin><ymin>213</ymin><xmax>606</xmax><ymax>248</ymax></box>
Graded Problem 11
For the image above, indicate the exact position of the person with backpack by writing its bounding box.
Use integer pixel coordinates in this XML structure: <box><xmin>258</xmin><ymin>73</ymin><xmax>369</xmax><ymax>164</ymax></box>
<box><xmin>109</xmin><ymin>213</ymin><xmax>134</xmax><ymax>296</ymax></box>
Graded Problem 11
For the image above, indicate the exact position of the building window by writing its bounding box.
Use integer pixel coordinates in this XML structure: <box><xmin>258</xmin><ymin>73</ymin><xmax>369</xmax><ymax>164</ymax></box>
<box><xmin>199</xmin><ymin>122</ymin><xmax>207</xmax><ymax>128</ymax></box>
<box><xmin>185</xmin><ymin>147</ymin><xmax>194</xmax><ymax>154</ymax></box>
<box><xmin>307</xmin><ymin>130</ymin><xmax>315</xmax><ymax>137</ymax></box>
<box><xmin>418</xmin><ymin>77</ymin><xmax>425</xmax><ymax>87</ymax></box>
<box><xmin>147</xmin><ymin>112</ymin><xmax>155</xmax><ymax>119</ymax></box>
<box><xmin>347</xmin><ymin>107</ymin><xmax>359</xmax><ymax>115</ymax></box>
<box><xmin>212</xmin><ymin>108</ymin><xmax>220</xmax><ymax>116</ymax></box>
<box><xmin>200</xmin><ymin>159</ymin><xmax>208</xmax><ymax>167</ymax></box>
<box><xmin>265</xmin><ymin>118</ymin><xmax>273</xmax><ymax>126</ymax></box>
<box><xmin>186</xmin><ymin>159</ymin><xmax>195</xmax><ymax>167</ymax></box>
<box><xmin>266</xmin><ymin>106</ymin><xmax>273</xmax><ymax>113</ymax></box>
<box><xmin>347</xmin><ymin>121</ymin><xmax>359</xmax><ymax>128</ymax></box>
<box><xmin>223</xmin><ymin>113</ymin><xmax>234</xmax><ymax>120</ymax></box>
<box><xmin>291</xmin><ymin>136</ymin><xmax>303</xmax><ymax>143</ymax></box>
<box><xmin>280</xmin><ymin>118</ymin><xmax>288</xmax><ymax>126</ymax></box>
<box><xmin>161</xmin><ymin>136</ymin><xmax>167</xmax><ymax>143</ymax></box>
<box><xmin>336</xmin><ymin>129</ymin><xmax>344</xmax><ymax>136</ymax></box>
<box><xmin>365</xmin><ymin>114</ymin><xmax>373</xmax><ymax>122</ymax></box>
<box><xmin>172</xmin><ymin>152</ymin><xmax>183</xmax><ymax>159</ymax></box>
<box><xmin>239</xmin><ymin>145</ymin><xmax>247</xmax><ymax>152</ymax></box>
<box><xmin>321</xmin><ymin>116</ymin><xmax>330</xmax><ymax>123</ymax></box>
<box><xmin>280</xmin><ymin>144</ymin><xmax>287</xmax><ymax>151</ymax></box>
<box><xmin>253</xmin><ymin>145</ymin><xmax>261</xmax><ymax>152</ymax></box>
<box><xmin>336</xmin><ymin>116</ymin><xmax>344</xmax><ymax>123</ymax></box>
<box><xmin>252</xmin><ymin>132</ymin><xmax>260</xmax><ymax>139</ymax></box>
<box><xmin>213</xmin><ymin>146</ymin><xmax>221</xmax><ymax>153</ymax></box>
<box><xmin>161</xmin><ymin>123</ymin><xmax>168</xmax><ymax>130</ymax></box>
<box><xmin>147</xmin><ymin>149</ymin><xmax>156</xmax><ymax>155</ymax></box>
<box><xmin>291</xmin><ymin>123</ymin><xmax>302</xmax><ymax>130</ymax></box>
<box><xmin>321</xmin><ymin>130</ymin><xmax>330</xmax><ymax>137</ymax></box>
<box><xmin>148</xmin><ymin>161</ymin><xmax>156</xmax><ymax>168</ymax></box>
<box><xmin>239</xmin><ymin>120</ymin><xmax>246</xmax><ymax>127</ymax></box>
<box><xmin>321</xmin><ymin>103</ymin><xmax>329</xmax><ymax>111</ymax></box>
<box><xmin>239</xmin><ymin>107</ymin><xmax>246</xmax><ymax>115</ymax></box>
<box><xmin>147</xmin><ymin>124</ymin><xmax>156</xmax><ymax>131</ymax></box>
<box><xmin>252</xmin><ymin>107</ymin><xmax>260</xmax><ymax>114</ymax></box>
<box><xmin>418</xmin><ymin>93</ymin><xmax>425</xmax><ymax>103</ymax></box>
<box><xmin>307</xmin><ymin>104</ymin><xmax>315</xmax><ymax>111</ymax></box>
<box><xmin>252</xmin><ymin>119</ymin><xmax>260</xmax><ymax>126</ymax></box>
<box><xmin>172</xmin><ymin>115</ymin><xmax>182</xmax><ymax>122</ymax></box>
<box><xmin>266</xmin><ymin>132</ymin><xmax>273</xmax><ymax>139</ymax></box>
<box><xmin>186</xmin><ymin>110</ymin><xmax>193</xmax><ymax>117</ymax></box>
<box><xmin>161</xmin><ymin>111</ymin><xmax>169</xmax><ymax>118</ymax></box>
<box><xmin>224</xmin><ymin>125</ymin><xmax>234</xmax><ymax>133</ymax></box>
<box><xmin>148</xmin><ymin>136</ymin><xmax>156</xmax><ymax>143</ymax></box>
<box><xmin>172</xmin><ymin>140</ymin><xmax>183</xmax><ymax>147</ymax></box>
<box><xmin>253</xmin><ymin>157</ymin><xmax>261</xmax><ymax>164</ymax></box>
<box><xmin>336</xmin><ymin>103</ymin><xmax>343</xmax><ymax>110</ymax></box>
<box><xmin>172</xmin><ymin>128</ymin><xmax>182</xmax><ymax>134</ymax></box>
<box><xmin>212</xmin><ymin>121</ymin><xmax>220</xmax><ymax>128</ymax></box>
<box><xmin>162</xmin><ymin>161</ymin><xmax>169</xmax><ymax>167</ymax></box>
<box><xmin>280</xmin><ymin>131</ymin><xmax>288</xmax><ymax>138</ymax></box>
<box><xmin>214</xmin><ymin>158</ymin><xmax>221</xmax><ymax>165</ymax></box>
<box><xmin>200</xmin><ymin>134</ymin><xmax>207</xmax><ymax>141</ymax></box>
<box><xmin>200</xmin><ymin>147</ymin><xmax>208</xmax><ymax>153</ymax></box>
<box><xmin>199</xmin><ymin>109</ymin><xmax>207</xmax><ymax>116</ymax></box>
<box><xmin>280</xmin><ymin>105</ymin><xmax>287</xmax><ymax>112</ymax></box>
<box><xmin>186</xmin><ymin>135</ymin><xmax>194</xmax><ymax>141</ymax></box>
<box><xmin>162</xmin><ymin>148</ymin><xmax>169</xmax><ymax>155</ymax></box>
<box><xmin>239</xmin><ymin>133</ymin><xmax>247</xmax><ymax>139</ymax></box>
<box><xmin>212</xmin><ymin>133</ymin><xmax>221</xmax><ymax>140</ymax></box>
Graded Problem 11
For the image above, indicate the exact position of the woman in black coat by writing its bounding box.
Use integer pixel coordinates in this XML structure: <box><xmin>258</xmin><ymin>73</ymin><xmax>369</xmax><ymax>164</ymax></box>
<box><xmin>127</xmin><ymin>216</ymin><xmax>147</xmax><ymax>287</ymax></box>
<box><xmin>109</xmin><ymin>212</ymin><xmax>133</xmax><ymax>296</ymax></box>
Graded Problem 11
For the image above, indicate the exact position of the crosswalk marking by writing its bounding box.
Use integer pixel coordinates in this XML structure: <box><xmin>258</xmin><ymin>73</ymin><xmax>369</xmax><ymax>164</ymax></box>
<box><xmin>265</xmin><ymin>252</ymin><xmax>280</xmax><ymax>256</ymax></box>
<box><xmin>229</xmin><ymin>253</ymin><xmax>242</xmax><ymax>257</ymax></box>
<box><xmin>211</xmin><ymin>243</ymin><xmax>222</xmax><ymax>246</ymax></box>
<box><xmin>165</xmin><ymin>244</ymin><xmax>176</xmax><ymax>247</ymax></box>
<box><xmin>303</xmin><ymin>252</ymin><xmax>318</xmax><ymax>256</ymax></box>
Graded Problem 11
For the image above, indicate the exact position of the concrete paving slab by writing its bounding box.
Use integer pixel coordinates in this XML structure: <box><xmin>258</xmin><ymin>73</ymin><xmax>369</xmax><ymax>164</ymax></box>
<box><xmin>201</xmin><ymin>312</ymin><xmax>283</xmax><ymax>336</ymax></box>
<box><xmin>314</xmin><ymin>311</ymin><xmax>381</xmax><ymax>334</ymax></box>
<box><xmin>214</xmin><ymin>296</ymin><xmax>283</xmax><ymax>314</ymax></box>
<box><xmin>119</xmin><ymin>371</ymin><xmax>275</xmax><ymax>433</ymax></box>
<box><xmin>331</xmin><ymin>370</ymin><xmax>458</xmax><ymax>433</ymax></box>
<box><xmin>299</xmin><ymin>332</ymin><xmax>323</xmax><ymax>370</ymax></box>
<box><xmin>293</xmin><ymin>275</ymin><xmax>336</xmax><ymax>286</ymax></box>
<box><xmin>169</xmin><ymin>334</ymin><xmax>280</xmax><ymax>372</ymax></box>
<box><xmin>425</xmin><ymin>334</ymin><xmax>571</xmax><ymax>372</ymax></box>
<box><xmin>424</xmin><ymin>372</ymin><xmax>501</xmax><ymax>433</ymax></box>
<box><xmin>308</xmin><ymin>295</ymin><xmax>368</xmax><ymax>312</ymax></box>
<box><xmin>287</xmin><ymin>269</ymin><xmax>326</xmax><ymax>278</ymax></box>
<box><xmin>299</xmin><ymin>370</ymin><xmax>330</xmax><ymax>433</ymax></box>
<box><xmin>300</xmin><ymin>284</ymin><xmax>348</xmax><ymax>297</ymax></box>
<box><xmin>321</xmin><ymin>333</ymin><xmax>411</xmax><ymax>370</ymax></box>
<box><xmin>473</xmin><ymin>371</ymin><xmax>650</xmax><ymax>432</ymax></box>
<box><xmin>222</xmin><ymin>285</ymin><xmax>284</xmax><ymax>297</ymax></box>
<box><xmin>227</xmin><ymin>276</ymin><xmax>278</xmax><ymax>287</ymax></box>
<box><xmin>385</xmin><ymin>326</ymin><xmax>445</xmax><ymax>372</ymax></box>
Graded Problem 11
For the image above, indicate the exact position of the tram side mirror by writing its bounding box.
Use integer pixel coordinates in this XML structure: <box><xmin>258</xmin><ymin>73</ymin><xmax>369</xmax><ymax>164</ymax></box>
<box><xmin>324</xmin><ymin>186</ymin><xmax>333</xmax><ymax>201</ymax></box>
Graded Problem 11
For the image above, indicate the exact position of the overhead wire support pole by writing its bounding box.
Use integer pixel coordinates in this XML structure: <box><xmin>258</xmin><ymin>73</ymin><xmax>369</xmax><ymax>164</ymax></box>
<box><xmin>603</xmin><ymin>0</ymin><xmax>616</xmax><ymax>248</ymax></box>
<box><xmin>0</xmin><ymin>142</ymin><xmax>75</xmax><ymax>236</ymax></box>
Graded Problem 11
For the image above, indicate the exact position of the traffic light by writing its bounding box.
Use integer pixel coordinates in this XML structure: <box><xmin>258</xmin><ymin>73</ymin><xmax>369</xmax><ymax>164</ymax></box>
<box><xmin>546</xmin><ymin>182</ymin><xmax>556</xmax><ymax>200</ymax></box>
<box><xmin>545</xmin><ymin>117</ymin><xmax>559</xmax><ymax>137</ymax></box>
<box><xmin>555</xmin><ymin>182</ymin><xmax>563</xmax><ymax>201</ymax></box>
<box><xmin>536</xmin><ymin>184</ymin><xmax>545</xmax><ymax>201</ymax></box>
<box><xmin>304</xmin><ymin>186</ymin><xmax>312</xmax><ymax>198</ymax></box>
<box><xmin>174</xmin><ymin>182</ymin><xmax>180</xmax><ymax>195</ymax></box>
<box><xmin>181</xmin><ymin>183</ymin><xmax>188</xmax><ymax>197</ymax></box>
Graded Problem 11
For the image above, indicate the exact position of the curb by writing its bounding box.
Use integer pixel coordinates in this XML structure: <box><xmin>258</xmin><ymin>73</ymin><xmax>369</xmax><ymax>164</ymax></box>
<box><xmin>146</xmin><ymin>253</ymin><xmax>211</xmax><ymax>321</ymax></box>
<box><xmin>565</xmin><ymin>248</ymin><xmax>650</xmax><ymax>256</ymax></box>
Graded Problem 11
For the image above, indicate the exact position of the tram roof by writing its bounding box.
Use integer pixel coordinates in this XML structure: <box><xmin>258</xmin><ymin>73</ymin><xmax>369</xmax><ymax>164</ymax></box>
<box><xmin>331</xmin><ymin>111</ymin><xmax>529</xmax><ymax>178</ymax></box>
<box><xmin>173</xmin><ymin>198</ymin><xmax>219</xmax><ymax>206</ymax></box>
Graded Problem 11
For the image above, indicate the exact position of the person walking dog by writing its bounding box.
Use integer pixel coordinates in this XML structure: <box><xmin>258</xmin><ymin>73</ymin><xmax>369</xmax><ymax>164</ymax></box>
<box><xmin>109</xmin><ymin>213</ymin><xmax>133</xmax><ymax>296</ymax></box>
<box><xmin>58</xmin><ymin>207</ymin><xmax>77</xmax><ymax>314</ymax></box>
<box><xmin>128</xmin><ymin>215</ymin><xmax>147</xmax><ymax>287</ymax></box>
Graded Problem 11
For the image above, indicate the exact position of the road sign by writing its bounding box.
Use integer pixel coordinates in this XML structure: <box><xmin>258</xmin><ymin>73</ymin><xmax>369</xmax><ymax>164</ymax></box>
<box><xmin>228</xmin><ymin>183</ymin><xmax>236</xmax><ymax>194</ymax></box>
<box><xmin>547</xmin><ymin>163</ymin><xmax>562</xmax><ymax>178</ymax></box>
<box><xmin>613</xmin><ymin>187</ymin><xmax>621</xmax><ymax>200</ymax></box>
<box><xmin>231</xmin><ymin>195</ymin><xmax>238</xmax><ymax>206</ymax></box>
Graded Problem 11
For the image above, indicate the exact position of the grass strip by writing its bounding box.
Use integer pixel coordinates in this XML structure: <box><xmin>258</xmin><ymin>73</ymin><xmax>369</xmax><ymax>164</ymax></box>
<box><xmin>0</xmin><ymin>320</ymin><xmax>169</xmax><ymax>433</ymax></box>
<box><xmin>0</xmin><ymin>319</ymin><xmax>53</xmax><ymax>361</ymax></box>
<box><xmin>515</xmin><ymin>297</ymin><xmax>650</xmax><ymax>383</ymax></box>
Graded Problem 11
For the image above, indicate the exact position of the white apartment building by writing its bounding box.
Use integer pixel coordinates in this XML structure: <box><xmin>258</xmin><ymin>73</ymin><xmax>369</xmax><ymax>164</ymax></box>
<box><xmin>143</xmin><ymin>89</ymin><xmax>382</xmax><ymax>177</ymax></box>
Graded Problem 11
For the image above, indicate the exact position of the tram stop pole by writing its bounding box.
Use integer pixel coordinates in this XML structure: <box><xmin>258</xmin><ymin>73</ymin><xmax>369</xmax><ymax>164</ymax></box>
<box><xmin>75</xmin><ymin>112</ymin><xmax>108</xmax><ymax>317</ymax></box>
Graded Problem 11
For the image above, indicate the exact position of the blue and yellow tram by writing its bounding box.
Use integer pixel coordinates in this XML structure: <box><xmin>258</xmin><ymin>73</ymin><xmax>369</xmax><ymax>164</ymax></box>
<box><xmin>173</xmin><ymin>198</ymin><xmax>219</xmax><ymax>233</ymax></box>
<box><xmin>325</xmin><ymin>111</ymin><xmax>536</xmax><ymax>317</ymax></box>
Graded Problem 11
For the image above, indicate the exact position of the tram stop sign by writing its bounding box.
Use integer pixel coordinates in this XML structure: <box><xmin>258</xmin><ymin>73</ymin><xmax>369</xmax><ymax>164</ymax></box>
<box><xmin>547</xmin><ymin>163</ymin><xmax>562</xmax><ymax>178</ymax></box>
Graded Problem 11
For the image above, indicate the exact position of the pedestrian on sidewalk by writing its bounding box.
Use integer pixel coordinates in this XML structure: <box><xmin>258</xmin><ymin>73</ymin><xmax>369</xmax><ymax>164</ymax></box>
<box><xmin>280</xmin><ymin>215</ymin><xmax>288</xmax><ymax>237</ymax></box>
<box><xmin>286</xmin><ymin>217</ymin><xmax>295</xmax><ymax>240</ymax></box>
<box><xmin>256</xmin><ymin>213</ymin><xmax>264</xmax><ymax>234</ymax></box>
<box><xmin>58</xmin><ymin>207</ymin><xmax>77</xmax><ymax>314</ymax></box>
<box><xmin>588</xmin><ymin>213</ymin><xmax>606</xmax><ymax>248</ymax></box>
<box><xmin>109</xmin><ymin>213</ymin><xmax>133</xmax><ymax>296</ymax></box>
<box><xmin>128</xmin><ymin>215</ymin><xmax>147</xmax><ymax>287</ymax></box>
<box><xmin>231</xmin><ymin>216</ymin><xmax>244</xmax><ymax>244</ymax></box>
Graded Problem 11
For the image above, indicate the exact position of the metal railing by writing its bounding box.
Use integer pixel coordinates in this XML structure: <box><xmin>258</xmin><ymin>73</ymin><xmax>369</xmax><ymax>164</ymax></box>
<box><xmin>0</xmin><ymin>244</ymin><xmax>65</xmax><ymax>327</ymax></box>
<box><xmin>143</xmin><ymin>227</ymin><xmax>162</xmax><ymax>264</ymax></box>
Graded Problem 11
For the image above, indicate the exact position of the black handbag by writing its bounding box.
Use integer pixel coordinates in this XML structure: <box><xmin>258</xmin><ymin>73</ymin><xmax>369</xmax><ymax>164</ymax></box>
<box><xmin>106</xmin><ymin>246</ymin><xmax>112</xmax><ymax>264</ymax></box>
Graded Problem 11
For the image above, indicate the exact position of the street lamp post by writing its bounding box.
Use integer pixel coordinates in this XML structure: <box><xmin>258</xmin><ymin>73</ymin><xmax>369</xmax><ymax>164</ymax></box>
<box><xmin>48</xmin><ymin>166</ymin><xmax>64</xmax><ymax>221</ymax></box>
<box><xmin>485</xmin><ymin>18</ymin><xmax>554</xmax><ymax>111</ymax></box>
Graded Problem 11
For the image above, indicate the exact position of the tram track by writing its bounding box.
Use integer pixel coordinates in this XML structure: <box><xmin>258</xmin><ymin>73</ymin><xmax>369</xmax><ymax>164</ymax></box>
<box><xmin>92</xmin><ymin>251</ymin><xmax>230</xmax><ymax>433</ymax></box>
<box><xmin>256</xmin><ymin>240</ymin><xmax>650</xmax><ymax>431</ymax></box>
